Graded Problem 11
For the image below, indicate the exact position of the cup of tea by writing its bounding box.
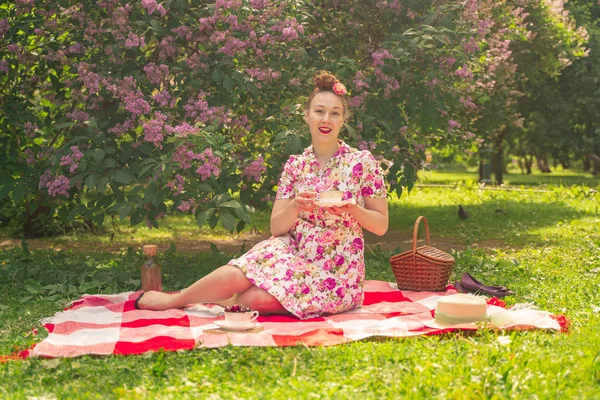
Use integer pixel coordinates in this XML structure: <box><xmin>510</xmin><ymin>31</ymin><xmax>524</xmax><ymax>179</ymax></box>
<box><xmin>319</xmin><ymin>190</ymin><xmax>343</xmax><ymax>203</ymax></box>
<box><xmin>224</xmin><ymin>304</ymin><xmax>259</xmax><ymax>325</ymax></box>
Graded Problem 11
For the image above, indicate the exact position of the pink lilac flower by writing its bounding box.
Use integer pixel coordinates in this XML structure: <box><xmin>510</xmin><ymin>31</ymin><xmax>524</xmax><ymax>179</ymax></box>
<box><xmin>0</xmin><ymin>19</ymin><xmax>9</xmax><ymax>37</ymax></box>
<box><xmin>353</xmin><ymin>71</ymin><xmax>369</xmax><ymax>92</ymax></box>
<box><xmin>349</xmin><ymin>92</ymin><xmax>367</xmax><ymax>109</ymax></box>
<box><xmin>143</xmin><ymin>112</ymin><xmax>168</xmax><ymax>148</ymax></box>
<box><xmin>168</xmin><ymin>122</ymin><xmax>200</xmax><ymax>137</ymax></box>
<box><xmin>371</xmin><ymin>48</ymin><xmax>393</xmax><ymax>67</ymax></box>
<box><xmin>242</xmin><ymin>156</ymin><xmax>266</xmax><ymax>183</ymax></box>
<box><xmin>124</xmin><ymin>91</ymin><xmax>151</xmax><ymax>116</ymax></box>
<box><xmin>144</xmin><ymin>63</ymin><xmax>170</xmax><ymax>85</ymax></box>
<box><xmin>67</xmin><ymin>43</ymin><xmax>85</xmax><ymax>54</ymax></box>
<box><xmin>24</xmin><ymin>148</ymin><xmax>35</xmax><ymax>165</ymax></box>
<box><xmin>455</xmin><ymin>64</ymin><xmax>473</xmax><ymax>79</ymax></box>
<box><xmin>464</xmin><ymin>37</ymin><xmax>479</xmax><ymax>54</ymax></box>
<box><xmin>448</xmin><ymin>119</ymin><xmax>461</xmax><ymax>130</ymax></box>
<box><xmin>460</xmin><ymin>96</ymin><xmax>477</xmax><ymax>109</ymax></box>
<box><xmin>439</xmin><ymin>57</ymin><xmax>456</xmax><ymax>71</ymax></box>
<box><xmin>195</xmin><ymin>148</ymin><xmax>222</xmax><ymax>181</ymax></box>
<box><xmin>125</xmin><ymin>33</ymin><xmax>145</xmax><ymax>48</ymax></box>
<box><xmin>0</xmin><ymin>60</ymin><xmax>8</xmax><ymax>74</ymax></box>
<box><xmin>142</xmin><ymin>0</ymin><xmax>157</xmax><ymax>14</ymax></box>
<box><xmin>172</xmin><ymin>145</ymin><xmax>196</xmax><ymax>169</ymax></box>
<box><xmin>67</xmin><ymin>110</ymin><xmax>90</xmax><ymax>122</ymax></box>
<box><xmin>47</xmin><ymin>175</ymin><xmax>70</xmax><ymax>197</ymax></box>
<box><xmin>39</xmin><ymin>169</ymin><xmax>53</xmax><ymax>189</ymax></box>
<box><xmin>167</xmin><ymin>174</ymin><xmax>185</xmax><ymax>196</ymax></box>
<box><xmin>108</xmin><ymin>118</ymin><xmax>135</xmax><ymax>137</ymax></box>
<box><xmin>60</xmin><ymin>146</ymin><xmax>84</xmax><ymax>174</ymax></box>
<box><xmin>177</xmin><ymin>199</ymin><xmax>195</xmax><ymax>212</ymax></box>
<box><xmin>24</xmin><ymin>122</ymin><xmax>38</xmax><ymax>138</ymax></box>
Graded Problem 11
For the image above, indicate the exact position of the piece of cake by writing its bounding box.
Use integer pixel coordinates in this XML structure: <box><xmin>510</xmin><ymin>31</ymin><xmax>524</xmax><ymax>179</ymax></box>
<box><xmin>319</xmin><ymin>191</ymin><xmax>343</xmax><ymax>202</ymax></box>
<box><xmin>434</xmin><ymin>293</ymin><xmax>488</xmax><ymax>325</ymax></box>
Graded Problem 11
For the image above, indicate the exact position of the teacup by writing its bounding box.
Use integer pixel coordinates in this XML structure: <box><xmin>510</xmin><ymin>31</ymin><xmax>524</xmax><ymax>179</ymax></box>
<box><xmin>224</xmin><ymin>310</ymin><xmax>259</xmax><ymax>325</ymax></box>
<box><xmin>319</xmin><ymin>190</ymin><xmax>343</xmax><ymax>202</ymax></box>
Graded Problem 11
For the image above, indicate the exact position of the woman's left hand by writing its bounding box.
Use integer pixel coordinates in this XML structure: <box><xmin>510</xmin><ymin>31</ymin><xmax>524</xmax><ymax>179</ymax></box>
<box><xmin>328</xmin><ymin>198</ymin><xmax>358</xmax><ymax>215</ymax></box>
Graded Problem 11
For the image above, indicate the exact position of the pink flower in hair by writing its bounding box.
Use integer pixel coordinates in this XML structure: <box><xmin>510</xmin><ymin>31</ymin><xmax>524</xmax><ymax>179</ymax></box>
<box><xmin>332</xmin><ymin>82</ymin><xmax>347</xmax><ymax>96</ymax></box>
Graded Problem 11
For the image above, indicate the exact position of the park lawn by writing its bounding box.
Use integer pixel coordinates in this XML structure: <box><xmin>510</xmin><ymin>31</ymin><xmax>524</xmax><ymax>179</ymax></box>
<box><xmin>418</xmin><ymin>169</ymin><xmax>600</xmax><ymax>187</ymax></box>
<box><xmin>1</xmin><ymin>178</ymin><xmax>599</xmax><ymax>398</ymax></box>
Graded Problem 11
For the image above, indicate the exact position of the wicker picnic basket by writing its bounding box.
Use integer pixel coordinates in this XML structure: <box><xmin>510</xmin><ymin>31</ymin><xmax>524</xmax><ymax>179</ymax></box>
<box><xmin>389</xmin><ymin>216</ymin><xmax>455</xmax><ymax>291</ymax></box>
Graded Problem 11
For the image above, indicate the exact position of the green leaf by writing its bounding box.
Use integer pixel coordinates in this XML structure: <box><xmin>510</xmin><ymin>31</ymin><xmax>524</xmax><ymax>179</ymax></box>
<box><xmin>150</xmin><ymin>19</ymin><xmax>162</xmax><ymax>32</ymax></box>
<box><xmin>212</xmin><ymin>69</ymin><xmax>222</xmax><ymax>84</ymax></box>
<box><xmin>223</xmin><ymin>76</ymin><xmax>234</xmax><ymax>92</ymax></box>
<box><xmin>233</xmin><ymin>207</ymin><xmax>252</xmax><ymax>224</ymax></box>
<box><xmin>52</xmin><ymin>122</ymin><xmax>75</xmax><ymax>131</ymax></box>
<box><xmin>0</xmin><ymin>181</ymin><xmax>16</xmax><ymax>202</ymax></box>
<box><xmin>103</xmin><ymin>159</ymin><xmax>117</xmax><ymax>168</ymax></box>
<box><xmin>219</xmin><ymin>200</ymin><xmax>242</xmax><ymax>210</ymax></box>
<box><xmin>113</xmin><ymin>170</ymin><xmax>134</xmax><ymax>184</ymax></box>
<box><xmin>219</xmin><ymin>210</ymin><xmax>237</xmax><ymax>232</ymax></box>
<box><xmin>197</xmin><ymin>183</ymin><xmax>213</xmax><ymax>192</ymax></box>
<box><xmin>92</xmin><ymin>149</ymin><xmax>106</xmax><ymax>161</ymax></box>
<box><xmin>130</xmin><ymin>210</ymin><xmax>144</xmax><ymax>226</ymax></box>
<box><xmin>119</xmin><ymin>204</ymin><xmax>134</xmax><ymax>221</ymax></box>
<box><xmin>85</xmin><ymin>174</ymin><xmax>97</xmax><ymax>189</ymax></box>
<box><xmin>196</xmin><ymin>208</ymin><xmax>215</xmax><ymax>226</ymax></box>
<box><xmin>11</xmin><ymin>183</ymin><xmax>24</xmax><ymax>202</ymax></box>
<box><xmin>24</xmin><ymin>279</ymin><xmax>43</xmax><ymax>295</ymax></box>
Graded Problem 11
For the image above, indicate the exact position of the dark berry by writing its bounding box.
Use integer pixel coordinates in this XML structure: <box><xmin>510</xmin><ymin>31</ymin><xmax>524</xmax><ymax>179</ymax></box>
<box><xmin>225</xmin><ymin>304</ymin><xmax>251</xmax><ymax>313</ymax></box>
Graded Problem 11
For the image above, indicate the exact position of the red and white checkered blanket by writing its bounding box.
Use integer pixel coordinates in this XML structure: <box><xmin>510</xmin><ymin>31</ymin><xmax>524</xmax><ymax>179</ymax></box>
<box><xmin>22</xmin><ymin>281</ymin><xmax>563</xmax><ymax>359</ymax></box>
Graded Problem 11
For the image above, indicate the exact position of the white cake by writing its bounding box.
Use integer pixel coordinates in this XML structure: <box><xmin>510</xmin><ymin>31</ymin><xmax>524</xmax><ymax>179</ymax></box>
<box><xmin>435</xmin><ymin>294</ymin><xmax>488</xmax><ymax>325</ymax></box>
<box><xmin>320</xmin><ymin>191</ymin><xmax>343</xmax><ymax>202</ymax></box>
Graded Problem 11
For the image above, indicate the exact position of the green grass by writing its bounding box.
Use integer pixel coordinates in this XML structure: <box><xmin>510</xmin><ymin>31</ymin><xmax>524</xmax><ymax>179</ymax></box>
<box><xmin>1</xmin><ymin>173</ymin><xmax>600</xmax><ymax>398</ymax></box>
<box><xmin>419</xmin><ymin>169</ymin><xmax>600</xmax><ymax>187</ymax></box>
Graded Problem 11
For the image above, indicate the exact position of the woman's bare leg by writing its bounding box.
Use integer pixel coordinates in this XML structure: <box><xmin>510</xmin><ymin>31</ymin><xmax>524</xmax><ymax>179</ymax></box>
<box><xmin>137</xmin><ymin>265</ymin><xmax>253</xmax><ymax>311</ymax></box>
<box><xmin>235</xmin><ymin>285</ymin><xmax>289</xmax><ymax>315</ymax></box>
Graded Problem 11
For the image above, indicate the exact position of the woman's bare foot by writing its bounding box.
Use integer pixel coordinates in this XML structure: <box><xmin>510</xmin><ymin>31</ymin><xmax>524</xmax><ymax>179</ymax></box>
<box><xmin>136</xmin><ymin>291</ymin><xmax>178</xmax><ymax>311</ymax></box>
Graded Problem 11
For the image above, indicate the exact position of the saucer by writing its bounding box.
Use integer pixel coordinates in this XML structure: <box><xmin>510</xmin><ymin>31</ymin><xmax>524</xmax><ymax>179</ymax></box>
<box><xmin>317</xmin><ymin>200</ymin><xmax>350</xmax><ymax>208</ymax></box>
<box><xmin>213</xmin><ymin>320</ymin><xmax>260</xmax><ymax>332</ymax></box>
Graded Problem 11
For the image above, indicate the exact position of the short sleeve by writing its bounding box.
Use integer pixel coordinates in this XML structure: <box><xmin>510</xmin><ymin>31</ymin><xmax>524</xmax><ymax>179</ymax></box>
<box><xmin>360</xmin><ymin>152</ymin><xmax>386</xmax><ymax>198</ymax></box>
<box><xmin>275</xmin><ymin>156</ymin><xmax>298</xmax><ymax>199</ymax></box>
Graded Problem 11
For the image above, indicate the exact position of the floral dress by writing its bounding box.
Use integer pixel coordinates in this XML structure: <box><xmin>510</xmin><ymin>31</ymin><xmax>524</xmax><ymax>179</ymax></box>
<box><xmin>228</xmin><ymin>141</ymin><xmax>386</xmax><ymax>319</ymax></box>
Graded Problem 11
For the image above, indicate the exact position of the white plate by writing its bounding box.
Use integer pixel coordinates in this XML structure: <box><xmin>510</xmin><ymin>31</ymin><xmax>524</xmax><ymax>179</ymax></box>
<box><xmin>317</xmin><ymin>200</ymin><xmax>350</xmax><ymax>208</ymax></box>
<box><xmin>213</xmin><ymin>320</ymin><xmax>261</xmax><ymax>332</ymax></box>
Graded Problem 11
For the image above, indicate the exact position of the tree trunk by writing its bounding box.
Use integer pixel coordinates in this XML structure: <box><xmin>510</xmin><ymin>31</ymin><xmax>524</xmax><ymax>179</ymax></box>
<box><xmin>583</xmin><ymin>157</ymin><xmax>591</xmax><ymax>172</ymax></box>
<box><xmin>23</xmin><ymin>195</ymin><xmax>52</xmax><ymax>238</ymax></box>
<box><xmin>492</xmin><ymin>136</ymin><xmax>504</xmax><ymax>185</ymax></box>
<box><xmin>589</xmin><ymin>153</ymin><xmax>600</xmax><ymax>176</ymax></box>
<box><xmin>525</xmin><ymin>155</ymin><xmax>534</xmax><ymax>175</ymax></box>
<box><xmin>560</xmin><ymin>156</ymin><xmax>570</xmax><ymax>170</ymax></box>
<box><xmin>518</xmin><ymin>158</ymin><xmax>525</xmax><ymax>175</ymax></box>
<box><xmin>536</xmin><ymin>155</ymin><xmax>552</xmax><ymax>173</ymax></box>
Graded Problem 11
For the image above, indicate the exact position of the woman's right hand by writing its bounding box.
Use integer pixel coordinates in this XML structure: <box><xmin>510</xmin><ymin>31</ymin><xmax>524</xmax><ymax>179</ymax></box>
<box><xmin>293</xmin><ymin>191</ymin><xmax>318</xmax><ymax>213</ymax></box>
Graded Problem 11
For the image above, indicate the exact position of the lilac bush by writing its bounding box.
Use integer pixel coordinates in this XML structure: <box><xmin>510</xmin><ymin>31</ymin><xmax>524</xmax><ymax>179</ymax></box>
<box><xmin>1</xmin><ymin>0</ymin><xmax>581</xmax><ymax>236</ymax></box>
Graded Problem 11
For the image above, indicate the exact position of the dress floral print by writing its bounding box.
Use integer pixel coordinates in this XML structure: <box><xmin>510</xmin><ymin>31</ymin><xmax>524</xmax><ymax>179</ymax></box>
<box><xmin>228</xmin><ymin>141</ymin><xmax>386</xmax><ymax>319</ymax></box>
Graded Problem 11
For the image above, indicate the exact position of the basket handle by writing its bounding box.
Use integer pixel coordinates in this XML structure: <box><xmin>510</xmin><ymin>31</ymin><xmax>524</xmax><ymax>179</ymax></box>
<box><xmin>412</xmin><ymin>216</ymin><xmax>431</xmax><ymax>253</ymax></box>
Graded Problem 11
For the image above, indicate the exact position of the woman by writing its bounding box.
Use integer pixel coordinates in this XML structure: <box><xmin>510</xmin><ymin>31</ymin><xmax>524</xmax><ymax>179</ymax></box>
<box><xmin>136</xmin><ymin>72</ymin><xmax>389</xmax><ymax>319</ymax></box>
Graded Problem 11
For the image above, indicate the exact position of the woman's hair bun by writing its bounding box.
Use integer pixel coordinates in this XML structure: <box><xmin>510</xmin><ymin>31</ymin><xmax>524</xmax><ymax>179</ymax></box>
<box><xmin>314</xmin><ymin>72</ymin><xmax>337</xmax><ymax>90</ymax></box>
